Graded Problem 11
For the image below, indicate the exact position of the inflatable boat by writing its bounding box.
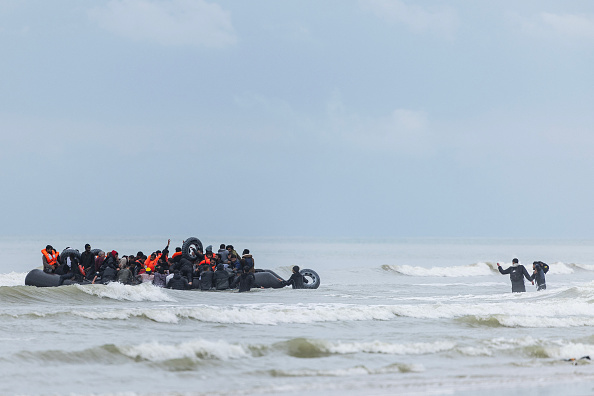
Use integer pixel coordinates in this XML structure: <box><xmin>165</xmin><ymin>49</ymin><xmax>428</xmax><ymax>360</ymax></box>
<box><xmin>25</xmin><ymin>267</ymin><xmax>320</xmax><ymax>289</ymax></box>
<box><xmin>25</xmin><ymin>237</ymin><xmax>321</xmax><ymax>289</ymax></box>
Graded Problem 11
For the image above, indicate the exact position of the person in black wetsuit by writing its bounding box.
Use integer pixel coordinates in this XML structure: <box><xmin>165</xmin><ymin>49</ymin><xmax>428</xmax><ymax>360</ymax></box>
<box><xmin>283</xmin><ymin>266</ymin><xmax>309</xmax><ymax>289</ymax></box>
<box><xmin>230</xmin><ymin>266</ymin><xmax>255</xmax><ymax>292</ymax></box>
<box><xmin>497</xmin><ymin>258</ymin><xmax>533</xmax><ymax>293</ymax></box>
<box><xmin>529</xmin><ymin>261</ymin><xmax>547</xmax><ymax>291</ymax></box>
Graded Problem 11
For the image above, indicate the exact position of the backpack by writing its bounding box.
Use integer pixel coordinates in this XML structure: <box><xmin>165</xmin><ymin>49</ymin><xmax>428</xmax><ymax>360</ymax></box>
<box><xmin>510</xmin><ymin>266</ymin><xmax>523</xmax><ymax>282</ymax></box>
<box><xmin>535</xmin><ymin>261</ymin><xmax>549</xmax><ymax>274</ymax></box>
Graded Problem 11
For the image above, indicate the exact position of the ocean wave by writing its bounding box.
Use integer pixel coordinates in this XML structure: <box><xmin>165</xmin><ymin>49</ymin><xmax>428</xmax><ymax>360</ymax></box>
<box><xmin>278</xmin><ymin>338</ymin><xmax>455</xmax><ymax>358</ymax></box>
<box><xmin>0</xmin><ymin>281</ymin><xmax>175</xmax><ymax>304</ymax></box>
<box><xmin>15</xmin><ymin>339</ymin><xmax>250</xmax><ymax>368</ymax></box>
<box><xmin>268</xmin><ymin>362</ymin><xmax>424</xmax><ymax>377</ymax></box>
<box><xmin>75</xmin><ymin>282</ymin><xmax>176</xmax><ymax>302</ymax></box>
<box><xmin>382</xmin><ymin>262</ymin><xmax>495</xmax><ymax>277</ymax></box>
<box><xmin>0</xmin><ymin>272</ymin><xmax>27</xmax><ymax>286</ymax></box>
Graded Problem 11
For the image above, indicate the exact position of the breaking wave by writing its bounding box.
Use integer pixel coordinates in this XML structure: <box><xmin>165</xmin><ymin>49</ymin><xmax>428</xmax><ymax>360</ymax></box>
<box><xmin>382</xmin><ymin>262</ymin><xmax>495</xmax><ymax>277</ymax></box>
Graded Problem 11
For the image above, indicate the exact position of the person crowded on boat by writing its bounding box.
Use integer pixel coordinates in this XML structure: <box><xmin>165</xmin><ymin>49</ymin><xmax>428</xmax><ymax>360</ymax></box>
<box><xmin>230</xmin><ymin>265</ymin><xmax>256</xmax><ymax>292</ymax></box>
<box><xmin>94</xmin><ymin>250</ymin><xmax>120</xmax><ymax>284</ymax></box>
<box><xmin>241</xmin><ymin>249</ymin><xmax>255</xmax><ymax>273</ymax></box>
<box><xmin>80</xmin><ymin>244</ymin><xmax>95</xmax><ymax>277</ymax></box>
<box><xmin>166</xmin><ymin>270</ymin><xmax>190</xmax><ymax>290</ymax></box>
<box><xmin>41</xmin><ymin>245</ymin><xmax>60</xmax><ymax>274</ymax></box>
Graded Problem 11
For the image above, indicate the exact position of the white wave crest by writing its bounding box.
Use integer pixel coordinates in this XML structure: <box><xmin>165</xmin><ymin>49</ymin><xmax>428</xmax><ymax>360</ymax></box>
<box><xmin>117</xmin><ymin>339</ymin><xmax>248</xmax><ymax>362</ymax></box>
<box><xmin>387</xmin><ymin>262</ymin><xmax>494</xmax><ymax>277</ymax></box>
<box><xmin>318</xmin><ymin>340</ymin><xmax>455</xmax><ymax>355</ymax></box>
<box><xmin>543</xmin><ymin>342</ymin><xmax>594</xmax><ymax>360</ymax></box>
<box><xmin>548</xmin><ymin>262</ymin><xmax>575</xmax><ymax>274</ymax></box>
<box><xmin>75</xmin><ymin>282</ymin><xmax>176</xmax><ymax>302</ymax></box>
<box><xmin>0</xmin><ymin>272</ymin><xmax>27</xmax><ymax>286</ymax></box>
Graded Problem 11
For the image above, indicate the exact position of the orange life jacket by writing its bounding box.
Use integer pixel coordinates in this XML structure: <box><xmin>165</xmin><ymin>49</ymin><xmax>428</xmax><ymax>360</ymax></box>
<box><xmin>172</xmin><ymin>251</ymin><xmax>182</xmax><ymax>259</ymax></box>
<box><xmin>41</xmin><ymin>249</ymin><xmax>59</xmax><ymax>266</ymax></box>
<box><xmin>144</xmin><ymin>256</ymin><xmax>158</xmax><ymax>271</ymax></box>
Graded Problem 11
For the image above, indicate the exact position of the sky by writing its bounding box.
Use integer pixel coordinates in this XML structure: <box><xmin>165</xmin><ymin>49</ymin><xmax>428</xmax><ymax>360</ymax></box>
<box><xmin>0</xmin><ymin>0</ymin><xmax>593</xmax><ymax>238</ymax></box>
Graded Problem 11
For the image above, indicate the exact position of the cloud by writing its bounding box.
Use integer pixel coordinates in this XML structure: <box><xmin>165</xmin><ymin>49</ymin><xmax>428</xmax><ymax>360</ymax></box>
<box><xmin>360</xmin><ymin>0</ymin><xmax>458</xmax><ymax>37</ymax></box>
<box><xmin>517</xmin><ymin>12</ymin><xmax>594</xmax><ymax>41</ymax></box>
<box><xmin>325</xmin><ymin>94</ymin><xmax>433</xmax><ymax>156</ymax></box>
<box><xmin>88</xmin><ymin>0</ymin><xmax>237</xmax><ymax>47</ymax></box>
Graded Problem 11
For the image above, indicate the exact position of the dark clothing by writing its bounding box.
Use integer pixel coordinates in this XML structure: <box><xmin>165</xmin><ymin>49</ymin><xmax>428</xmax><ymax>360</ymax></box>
<box><xmin>100</xmin><ymin>256</ymin><xmax>118</xmax><ymax>283</ymax></box>
<box><xmin>241</xmin><ymin>256</ymin><xmax>254</xmax><ymax>273</ymax></box>
<box><xmin>529</xmin><ymin>266</ymin><xmax>547</xmax><ymax>291</ymax></box>
<box><xmin>284</xmin><ymin>273</ymin><xmax>309</xmax><ymax>289</ymax></box>
<box><xmin>80</xmin><ymin>250</ymin><xmax>95</xmax><ymax>274</ymax></box>
<box><xmin>213</xmin><ymin>267</ymin><xmax>231</xmax><ymax>290</ymax></box>
<box><xmin>154</xmin><ymin>261</ymin><xmax>169</xmax><ymax>275</ymax></box>
<box><xmin>231</xmin><ymin>272</ymin><xmax>255</xmax><ymax>292</ymax></box>
<box><xmin>499</xmin><ymin>264</ymin><xmax>532</xmax><ymax>293</ymax></box>
<box><xmin>166</xmin><ymin>273</ymin><xmax>190</xmax><ymax>290</ymax></box>
<box><xmin>173</xmin><ymin>258</ymin><xmax>193</xmax><ymax>281</ymax></box>
<box><xmin>229</xmin><ymin>259</ymin><xmax>241</xmax><ymax>271</ymax></box>
<box><xmin>199</xmin><ymin>271</ymin><xmax>214</xmax><ymax>290</ymax></box>
<box><xmin>94</xmin><ymin>256</ymin><xmax>105</xmax><ymax>272</ymax></box>
<box><xmin>116</xmin><ymin>268</ymin><xmax>134</xmax><ymax>285</ymax></box>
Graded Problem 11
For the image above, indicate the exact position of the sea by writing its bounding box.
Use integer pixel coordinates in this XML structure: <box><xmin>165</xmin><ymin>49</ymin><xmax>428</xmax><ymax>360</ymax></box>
<box><xmin>1</xmin><ymin>236</ymin><xmax>594</xmax><ymax>396</ymax></box>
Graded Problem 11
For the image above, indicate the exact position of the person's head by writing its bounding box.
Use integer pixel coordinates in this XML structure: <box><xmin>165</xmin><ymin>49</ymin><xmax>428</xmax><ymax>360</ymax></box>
<box><xmin>175</xmin><ymin>247</ymin><xmax>181</xmax><ymax>253</ymax></box>
<box><xmin>292</xmin><ymin>265</ymin><xmax>300</xmax><ymax>274</ymax></box>
<box><xmin>206</xmin><ymin>251</ymin><xmax>213</xmax><ymax>258</ymax></box>
<box><xmin>46</xmin><ymin>245</ymin><xmax>53</xmax><ymax>253</ymax></box>
<box><xmin>217</xmin><ymin>264</ymin><xmax>224</xmax><ymax>271</ymax></box>
<box><xmin>243</xmin><ymin>266</ymin><xmax>250</xmax><ymax>274</ymax></box>
<box><xmin>512</xmin><ymin>258</ymin><xmax>519</xmax><ymax>267</ymax></box>
<box><xmin>98</xmin><ymin>251</ymin><xmax>105</xmax><ymax>257</ymax></box>
<box><xmin>156</xmin><ymin>250</ymin><xmax>161</xmax><ymax>255</ymax></box>
<box><xmin>220</xmin><ymin>243</ymin><xmax>226</xmax><ymax>249</ymax></box>
<box><xmin>226</xmin><ymin>245</ymin><xmax>233</xmax><ymax>251</ymax></box>
<box><xmin>150</xmin><ymin>253</ymin><xmax>156</xmax><ymax>259</ymax></box>
<box><xmin>243</xmin><ymin>249</ymin><xmax>249</xmax><ymax>255</ymax></box>
<box><xmin>137</xmin><ymin>251</ymin><xmax>144</xmax><ymax>257</ymax></box>
<box><xmin>174</xmin><ymin>270</ymin><xmax>180</xmax><ymax>276</ymax></box>
<box><xmin>85</xmin><ymin>244</ymin><xmax>91</xmax><ymax>251</ymax></box>
<box><xmin>111</xmin><ymin>250</ymin><xmax>118</xmax><ymax>258</ymax></box>
<box><xmin>230</xmin><ymin>254</ymin><xmax>237</xmax><ymax>261</ymax></box>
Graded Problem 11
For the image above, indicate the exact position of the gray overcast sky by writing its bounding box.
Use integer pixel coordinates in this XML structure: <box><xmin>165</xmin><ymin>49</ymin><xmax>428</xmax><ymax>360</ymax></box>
<box><xmin>1</xmin><ymin>0</ymin><xmax>593</xmax><ymax>238</ymax></box>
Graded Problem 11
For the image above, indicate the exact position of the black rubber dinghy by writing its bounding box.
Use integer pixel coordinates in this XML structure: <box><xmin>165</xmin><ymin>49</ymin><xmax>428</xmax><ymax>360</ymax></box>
<box><xmin>25</xmin><ymin>269</ymin><xmax>91</xmax><ymax>287</ymax></box>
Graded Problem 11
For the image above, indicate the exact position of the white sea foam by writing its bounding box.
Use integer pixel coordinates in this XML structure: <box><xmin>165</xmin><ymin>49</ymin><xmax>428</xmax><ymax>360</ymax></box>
<box><xmin>386</xmin><ymin>262</ymin><xmax>494</xmax><ymax>277</ymax></box>
<box><xmin>317</xmin><ymin>340</ymin><xmax>456</xmax><ymax>355</ymax></box>
<box><xmin>117</xmin><ymin>339</ymin><xmax>248</xmax><ymax>362</ymax></box>
<box><xmin>75</xmin><ymin>282</ymin><xmax>176</xmax><ymax>302</ymax></box>
<box><xmin>0</xmin><ymin>272</ymin><xmax>27</xmax><ymax>286</ymax></box>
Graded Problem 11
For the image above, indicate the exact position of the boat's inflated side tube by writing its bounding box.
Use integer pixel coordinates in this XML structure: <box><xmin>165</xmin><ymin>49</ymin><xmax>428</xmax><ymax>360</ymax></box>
<box><xmin>24</xmin><ymin>269</ymin><xmax>83</xmax><ymax>287</ymax></box>
<box><xmin>182</xmin><ymin>237</ymin><xmax>203</xmax><ymax>261</ymax></box>
<box><xmin>90</xmin><ymin>249</ymin><xmax>104</xmax><ymax>257</ymax></box>
<box><xmin>300</xmin><ymin>268</ymin><xmax>320</xmax><ymax>289</ymax></box>
<box><xmin>254</xmin><ymin>269</ymin><xmax>285</xmax><ymax>289</ymax></box>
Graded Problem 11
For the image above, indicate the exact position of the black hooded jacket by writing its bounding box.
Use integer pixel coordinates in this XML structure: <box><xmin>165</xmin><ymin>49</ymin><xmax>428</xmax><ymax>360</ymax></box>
<box><xmin>166</xmin><ymin>273</ymin><xmax>189</xmax><ymax>290</ymax></box>
<box><xmin>499</xmin><ymin>264</ymin><xmax>532</xmax><ymax>292</ymax></box>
